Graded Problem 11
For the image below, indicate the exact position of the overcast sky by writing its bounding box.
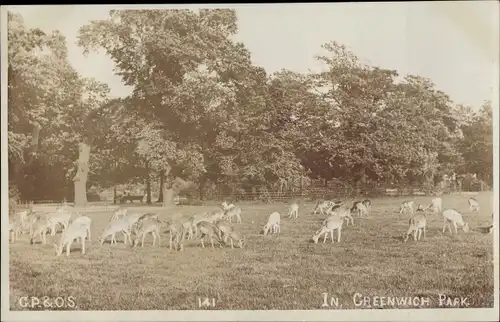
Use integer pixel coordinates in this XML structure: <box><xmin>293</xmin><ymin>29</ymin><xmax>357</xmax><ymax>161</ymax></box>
<box><xmin>8</xmin><ymin>2</ymin><xmax>499</xmax><ymax>109</ymax></box>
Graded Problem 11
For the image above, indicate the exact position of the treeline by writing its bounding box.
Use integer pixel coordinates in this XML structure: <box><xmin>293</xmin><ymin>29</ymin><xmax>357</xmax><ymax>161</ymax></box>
<box><xmin>7</xmin><ymin>9</ymin><xmax>493</xmax><ymax>205</ymax></box>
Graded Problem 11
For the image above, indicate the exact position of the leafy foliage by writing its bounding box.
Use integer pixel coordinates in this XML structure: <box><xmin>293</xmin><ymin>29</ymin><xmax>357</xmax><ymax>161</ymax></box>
<box><xmin>7</xmin><ymin>9</ymin><xmax>493</xmax><ymax>203</ymax></box>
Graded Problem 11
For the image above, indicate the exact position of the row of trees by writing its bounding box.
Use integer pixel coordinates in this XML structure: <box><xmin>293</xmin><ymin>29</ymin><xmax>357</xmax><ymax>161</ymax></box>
<box><xmin>7</xmin><ymin>9</ymin><xmax>493</xmax><ymax>206</ymax></box>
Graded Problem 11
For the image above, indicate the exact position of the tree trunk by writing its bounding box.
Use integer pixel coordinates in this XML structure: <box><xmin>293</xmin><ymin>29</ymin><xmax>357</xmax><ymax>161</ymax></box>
<box><xmin>145</xmin><ymin>159</ymin><xmax>152</xmax><ymax>204</ymax></box>
<box><xmin>113</xmin><ymin>186</ymin><xmax>117</xmax><ymax>204</ymax></box>
<box><xmin>27</xmin><ymin>121</ymin><xmax>41</xmax><ymax>165</ymax></box>
<box><xmin>162</xmin><ymin>179</ymin><xmax>176</xmax><ymax>208</ymax></box>
<box><xmin>162</xmin><ymin>168</ymin><xmax>175</xmax><ymax>208</ymax></box>
<box><xmin>198</xmin><ymin>175</ymin><xmax>207</xmax><ymax>201</ymax></box>
<box><xmin>157</xmin><ymin>171</ymin><xmax>164</xmax><ymax>203</ymax></box>
<box><xmin>162</xmin><ymin>175</ymin><xmax>190</xmax><ymax>208</ymax></box>
<box><xmin>300</xmin><ymin>176</ymin><xmax>304</xmax><ymax>199</ymax></box>
<box><xmin>355</xmin><ymin>166</ymin><xmax>366</xmax><ymax>197</ymax></box>
<box><xmin>73</xmin><ymin>141</ymin><xmax>91</xmax><ymax>207</ymax></box>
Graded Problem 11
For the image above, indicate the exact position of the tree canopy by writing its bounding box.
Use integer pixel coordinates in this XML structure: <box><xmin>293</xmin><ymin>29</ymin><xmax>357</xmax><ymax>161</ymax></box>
<box><xmin>7</xmin><ymin>9</ymin><xmax>494</xmax><ymax>204</ymax></box>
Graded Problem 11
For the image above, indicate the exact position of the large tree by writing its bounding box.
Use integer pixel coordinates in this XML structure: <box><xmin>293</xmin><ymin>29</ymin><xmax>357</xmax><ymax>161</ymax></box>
<box><xmin>77</xmin><ymin>9</ymin><xmax>266</xmax><ymax>205</ymax></box>
<box><xmin>457</xmin><ymin>101</ymin><xmax>493</xmax><ymax>185</ymax></box>
<box><xmin>8</xmin><ymin>12</ymin><xmax>109</xmax><ymax>204</ymax></box>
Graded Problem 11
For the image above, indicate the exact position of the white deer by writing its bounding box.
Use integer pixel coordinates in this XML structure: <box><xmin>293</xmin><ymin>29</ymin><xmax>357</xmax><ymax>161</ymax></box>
<box><xmin>399</xmin><ymin>201</ymin><xmax>414</xmax><ymax>215</ymax></box>
<box><xmin>263</xmin><ymin>212</ymin><xmax>281</xmax><ymax>235</ymax></box>
<box><xmin>72</xmin><ymin>215</ymin><xmax>92</xmax><ymax>241</ymax></box>
<box><xmin>312</xmin><ymin>215</ymin><xmax>343</xmax><ymax>244</ymax></box>
<box><xmin>442</xmin><ymin>209</ymin><xmax>470</xmax><ymax>235</ymax></box>
<box><xmin>468</xmin><ymin>197</ymin><xmax>480</xmax><ymax>212</ymax></box>
<box><xmin>403</xmin><ymin>214</ymin><xmax>427</xmax><ymax>242</ymax></box>
<box><xmin>288</xmin><ymin>202</ymin><xmax>299</xmax><ymax>219</ymax></box>
<box><xmin>99</xmin><ymin>217</ymin><xmax>133</xmax><ymax>245</ymax></box>
<box><xmin>427</xmin><ymin>197</ymin><xmax>442</xmax><ymax>214</ymax></box>
<box><xmin>133</xmin><ymin>218</ymin><xmax>162</xmax><ymax>247</ymax></box>
<box><xmin>54</xmin><ymin>218</ymin><xmax>91</xmax><ymax>257</ymax></box>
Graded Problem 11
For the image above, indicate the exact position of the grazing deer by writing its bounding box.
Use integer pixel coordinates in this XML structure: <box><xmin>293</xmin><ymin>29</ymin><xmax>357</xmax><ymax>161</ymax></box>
<box><xmin>403</xmin><ymin>214</ymin><xmax>427</xmax><ymax>242</ymax></box>
<box><xmin>215</xmin><ymin>219</ymin><xmax>232</xmax><ymax>242</ymax></box>
<box><xmin>133</xmin><ymin>218</ymin><xmax>162</xmax><ymax>247</ymax></box>
<box><xmin>185</xmin><ymin>210</ymin><xmax>224</xmax><ymax>240</ymax></box>
<box><xmin>224</xmin><ymin>206</ymin><xmax>242</xmax><ymax>224</ymax></box>
<box><xmin>188</xmin><ymin>212</ymin><xmax>210</xmax><ymax>240</ymax></box>
<box><xmin>71</xmin><ymin>215</ymin><xmax>92</xmax><ymax>241</ymax></box>
<box><xmin>399</xmin><ymin>201</ymin><xmax>414</xmax><ymax>215</ymax></box>
<box><xmin>54</xmin><ymin>220</ymin><xmax>90</xmax><ymax>257</ymax></box>
<box><xmin>124</xmin><ymin>212</ymin><xmax>143</xmax><ymax>235</ymax></box>
<box><xmin>312</xmin><ymin>215</ymin><xmax>343</xmax><ymax>244</ymax></box>
<box><xmin>109</xmin><ymin>207</ymin><xmax>128</xmax><ymax>222</ymax></box>
<box><xmin>468</xmin><ymin>197</ymin><xmax>480</xmax><ymax>212</ymax></box>
<box><xmin>362</xmin><ymin>199</ymin><xmax>372</xmax><ymax>215</ymax></box>
<box><xmin>15</xmin><ymin>207</ymin><xmax>32</xmax><ymax>234</ymax></box>
<box><xmin>196</xmin><ymin>221</ymin><xmax>223</xmax><ymax>248</ymax></box>
<box><xmin>312</xmin><ymin>200</ymin><xmax>331</xmax><ymax>215</ymax></box>
<box><xmin>427</xmin><ymin>197</ymin><xmax>442</xmax><ymax>214</ymax></box>
<box><xmin>221</xmin><ymin>201</ymin><xmax>235</xmax><ymax>212</ymax></box>
<box><xmin>165</xmin><ymin>220</ymin><xmax>186</xmax><ymax>251</ymax></box>
<box><xmin>263</xmin><ymin>212</ymin><xmax>281</xmax><ymax>235</ymax></box>
<box><xmin>9</xmin><ymin>220</ymin><xmax>22</xmax><ymax>243</ymax></box>
<box><xmin>288</xmin><ymin>202</ymin><xmax>299</xmax><ymax>219</ymax></box>
<box><xmin>442</xmin><ymin>209</ymin><xmax>470</xmax><ymax>235</ymax></box>
<box><xmin>30</xmin><ymin>215</ymin><xmax>51</xmax><ymax>245</ymax></box>
<box><xmin>214</xmin><ymin>219</ymin><xmax>245</xmax><ymax>248</ymax></box>
<box><xmin>132</xmin><ymin>212</ymin><xmax>159</xmax><ymax>235</ymax></box>
<box><xmin>326</xmin><ymin>205</ymin><xmax>354</xmax><ymax>226</ymax></box>
<box><xmin>46</xmin><ymin>210</ymin><xmax>72</xmax><ymax>236</ymax></box>
<box><xmin>25</xmin><ymin>211</ymin><xmax>45</xmax><ymax>235</ymax></box>
<box><xmin>351</xmin><ymin>201</ymin><xmax>368</xmax><ymax>217</ymax></box>
<box><xmin>225</xmin><ymin>230</ymin><xmax>244</xmax><ymax>249</ymax></box>
<box><xmin>99</xmin><ymin>217</ymin><xmax>132</xmax><ymax>245</ymax></box>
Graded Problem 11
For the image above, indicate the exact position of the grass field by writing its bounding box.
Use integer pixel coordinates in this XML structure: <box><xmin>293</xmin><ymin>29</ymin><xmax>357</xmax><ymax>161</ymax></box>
<box><xmin>9</xmin><ymin>192</ymin><xmax>495</xmax><ymax>310</ymax></box>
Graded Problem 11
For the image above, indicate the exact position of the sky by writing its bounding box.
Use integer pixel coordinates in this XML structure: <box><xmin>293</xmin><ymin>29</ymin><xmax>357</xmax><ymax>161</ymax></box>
<box><xmin>7</xmin><ymin>2</ymin><xmax>499</xmax><ymax>109</ymax></box>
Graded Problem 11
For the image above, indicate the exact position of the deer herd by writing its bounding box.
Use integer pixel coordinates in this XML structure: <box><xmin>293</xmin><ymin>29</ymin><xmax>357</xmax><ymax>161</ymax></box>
<box><xmin>8</xmin><ymin>195</ymin><xmax>494</xmax><ymax>257</ymax></box>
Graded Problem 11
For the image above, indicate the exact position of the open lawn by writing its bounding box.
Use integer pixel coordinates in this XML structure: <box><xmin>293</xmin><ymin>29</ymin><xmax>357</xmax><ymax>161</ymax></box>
<box><xmin>9</xmin><ymin>192</ymin><xmax>495</xmax><ymax>310</ymax></box>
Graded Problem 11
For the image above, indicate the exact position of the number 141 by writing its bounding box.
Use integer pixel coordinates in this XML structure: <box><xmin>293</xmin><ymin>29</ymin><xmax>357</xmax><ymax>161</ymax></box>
<box><xmin>198</xmin><ymin>297</ymin><xmax>216</xmax><ymax>308</ymax></box>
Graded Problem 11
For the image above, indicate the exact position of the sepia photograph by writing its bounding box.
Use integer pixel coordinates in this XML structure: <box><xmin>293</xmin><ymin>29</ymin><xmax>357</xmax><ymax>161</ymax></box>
<box><xmin>1</xmin><ymin>2</ymin><xmax>498</xmax><ymax>322</ymax></box>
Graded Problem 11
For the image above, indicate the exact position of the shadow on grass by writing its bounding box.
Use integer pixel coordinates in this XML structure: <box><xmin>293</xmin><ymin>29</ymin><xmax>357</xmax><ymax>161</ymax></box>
<box><xmin>390</xmin><ymin>235</ymin><xmax>405</xmax><ymax>242</ymax></box>
<box><xmin>474</xmin><ymin>225</ymin><xmax>494</xmax><ymax>234</ymax></box>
